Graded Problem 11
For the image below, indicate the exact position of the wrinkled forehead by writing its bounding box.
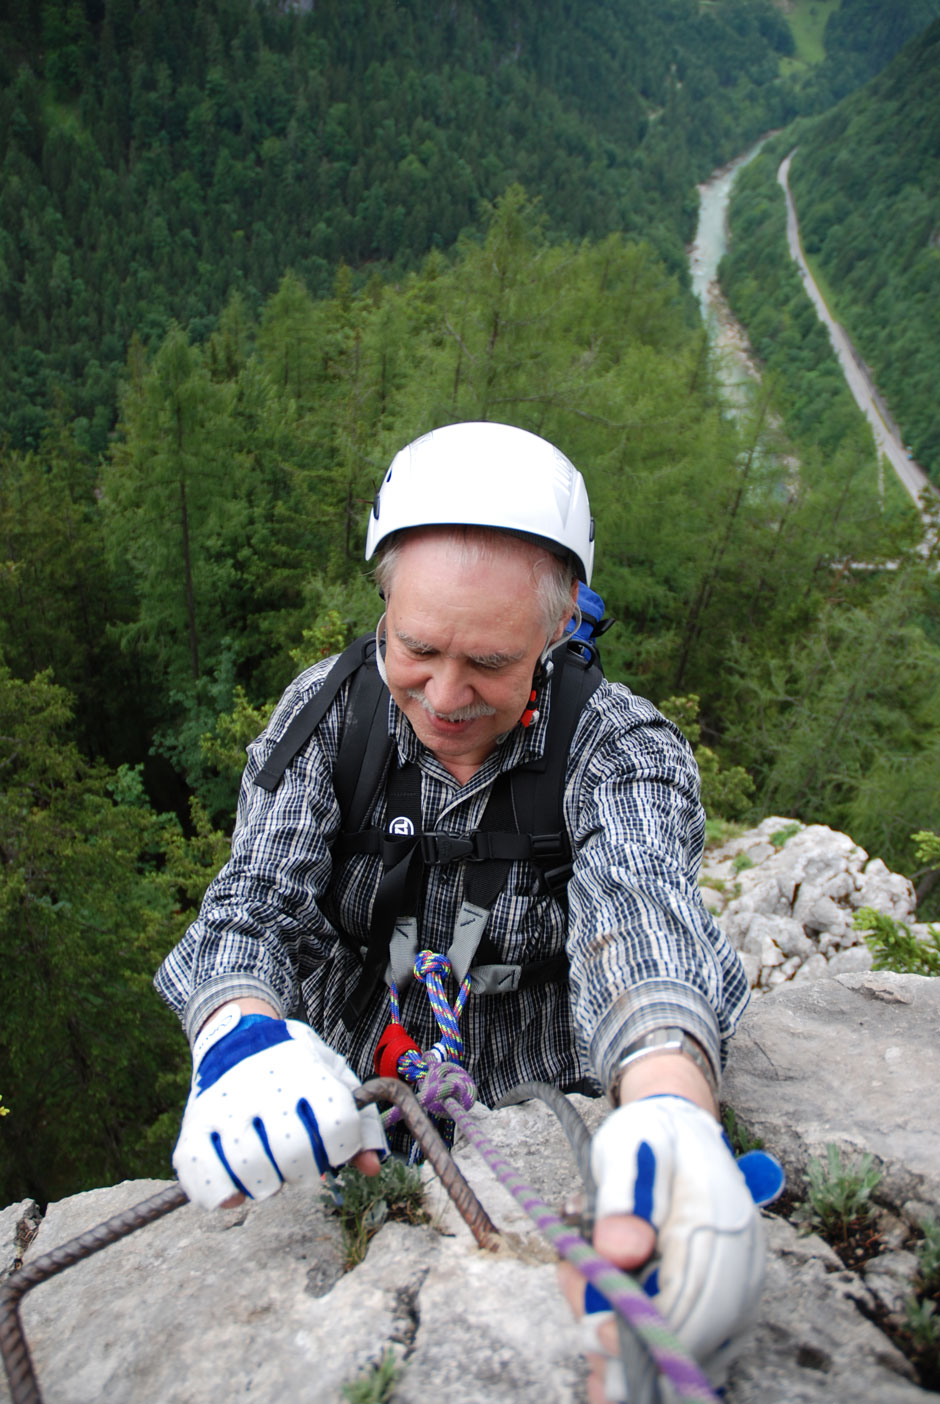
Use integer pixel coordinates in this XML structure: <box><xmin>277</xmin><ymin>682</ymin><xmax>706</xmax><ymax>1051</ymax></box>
<box><xmin>386</xmin><ymin>528</ymin><xmax>553</xmax><ymax>642</ymax></box>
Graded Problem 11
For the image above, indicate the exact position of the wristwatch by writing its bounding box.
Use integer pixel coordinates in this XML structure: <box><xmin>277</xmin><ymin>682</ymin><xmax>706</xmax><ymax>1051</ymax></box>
<box><xmin>611</xmin><ymin>1027</ymin><xmax>719</xmax><ymax>1104</ymax></box>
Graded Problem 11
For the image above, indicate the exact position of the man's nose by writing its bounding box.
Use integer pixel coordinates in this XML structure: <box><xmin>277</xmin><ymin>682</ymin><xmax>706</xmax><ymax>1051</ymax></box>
<box><xmin>424</xmin><ymin>658</ymin><xmax>474</xmax><ymax>715</ymax></box>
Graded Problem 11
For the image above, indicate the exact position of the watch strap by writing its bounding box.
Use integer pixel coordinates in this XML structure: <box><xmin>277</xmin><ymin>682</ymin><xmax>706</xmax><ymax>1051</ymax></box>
<box><xmin>611</xmin><ymin>1027</ymin><xmax>719</xmax><ymax>1103</ymax></box>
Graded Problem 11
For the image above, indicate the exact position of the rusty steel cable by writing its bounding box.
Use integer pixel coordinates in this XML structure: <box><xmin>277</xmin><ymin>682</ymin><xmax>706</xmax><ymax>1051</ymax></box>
<box><xmin>0</xmin><ymin>1073</ymin><xmax>714</xmax><ymax>1404</ymax></box>
<box><xmin>354</xmin><ymin>1076</ymin><xmax>499</xmax><ymax>1249</ymax></box>
<box><xmin>0</xmin><ymin>1081</ymin><xmax>496</xmax><ymax>1404</ymax></box>
<box><xmin>0</xmin><ymin>1183</ymin><xmax>187</xmax><ymax>1404</ymax></box>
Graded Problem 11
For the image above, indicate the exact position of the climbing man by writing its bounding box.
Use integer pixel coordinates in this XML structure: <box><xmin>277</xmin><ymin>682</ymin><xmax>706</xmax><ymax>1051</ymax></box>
<box><xmin>155</xmin><ymin>421</ymin><xmax>764</xmax><ymax>1398</ymax></box>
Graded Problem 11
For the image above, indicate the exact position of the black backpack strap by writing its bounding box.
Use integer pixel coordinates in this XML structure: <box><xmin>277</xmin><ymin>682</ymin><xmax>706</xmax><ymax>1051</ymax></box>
<box><xmin>253</xmin><ymin>634</ymin><xmax>380</xmax><ymax>794</ymax></box>
<box><xmin>340</xmin><ymin>759</ymin><xmax>424</xmax><ymax>1031</ymax></box>
<box><xmin>333</xmin><ymin>655</ymin><xmax>395</xmax><ymax>831</ymax></box>
<box><xmin>506</xmin><ymin>648</ymin><xmax>603</xmax><ymax>899</ymax></box>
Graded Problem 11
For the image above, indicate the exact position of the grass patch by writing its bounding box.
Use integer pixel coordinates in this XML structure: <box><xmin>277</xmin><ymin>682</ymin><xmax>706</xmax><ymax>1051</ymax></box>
<box><xmin>342</xmin><ymin>1350</ymin><xmax>401</xmax><ymax>1403</ymax></box>
<box><xmin>770</xmin><ymin>822</ymin><xmax>802</xmax><ymax>848</ymax></box>
<box><xmin>323</xmin><ymin>1160</ymin><xmax>429</xmax><ymax>1270</ymax></box>
<box><xmin>782</xmin><ymin>0</ymin><xmax>839</xmax><ymax>69</ymax></box>
<box><xmin>704</xmin><ymin>817</ymin><xmax>747</xmax><ymax>848</ymax></box>
<box><xmin>794</xmin><ymin>1143</ymin><xmax>882</xmax><ymax>1257</ymax></box>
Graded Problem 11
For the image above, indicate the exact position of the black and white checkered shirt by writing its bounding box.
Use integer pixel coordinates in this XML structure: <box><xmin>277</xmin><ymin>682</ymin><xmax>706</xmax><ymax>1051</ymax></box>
<box><xmin>155</xmin><ymin>653</ymin><xmax>749</xmax><ymax>1105</ymax></box>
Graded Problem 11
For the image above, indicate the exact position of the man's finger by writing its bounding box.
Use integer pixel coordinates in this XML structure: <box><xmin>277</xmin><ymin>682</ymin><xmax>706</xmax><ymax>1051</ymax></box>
<box><xmin>593</xmin><ymin>1211</ymin><xmax>657</xmax><ymax>1269</ymax></box>
<box><xmin>352</xmin><ymin>1148</ymin><xmax>382</xmax><ymax>1176</ymax></box>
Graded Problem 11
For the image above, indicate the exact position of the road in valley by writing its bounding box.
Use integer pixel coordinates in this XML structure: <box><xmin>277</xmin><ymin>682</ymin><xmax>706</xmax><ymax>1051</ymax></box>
<box><xmin>777</xmin><ymin>149</ymin><xmax>936</xmax><ymax>515</ymax></box>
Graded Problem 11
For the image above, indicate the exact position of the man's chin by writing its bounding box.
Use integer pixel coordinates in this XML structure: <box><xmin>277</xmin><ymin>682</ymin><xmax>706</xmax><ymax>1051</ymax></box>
<box><xmin>408</xmin><ymin>709</ymin><xmax>495</xmax><ymax>762</ymax></box>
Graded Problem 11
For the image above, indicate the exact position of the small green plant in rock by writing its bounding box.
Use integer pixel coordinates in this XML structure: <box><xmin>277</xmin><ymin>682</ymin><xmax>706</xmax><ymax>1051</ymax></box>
<box><xmin>904</xmin><ymin>1298</ymin><xmax>940</xmax><ymax>1353</ymax></box>
<box><xmin>901</xmin><ymin>1218</ymin><xmax>940</xmax><ymax>1386</ymax></box>
<box><xmin>323</xmin><ymin>1159</ymin><xmax>429</xmax><ymax>1269</ymax></box>
<box><xmin>770</xmin><ymin>822</ymin><xmax>802</xmax><ymax>848</ymax></box>
<box><xmin>721</xmin><ymin>1105</ymin><xmax>764</xmax><ymax>1156</ymax></box>
<box><xmin>732</xmin><ymin>853</ymin><xmax>754</xmax><ymax>874</ymax></box>
<box><xmin>342</xmin><ymin>1349</ymin><xmax>401</xmax><ymax>1403</ymax></box>
<box><xmin>914</xmin><ymin>1216</ymin><xmax>940</xmax><ymax>1294</ymax></box>
<box><xmin>854</xmin><ymin>906</ymin><xmax>940</xmax><ymax>977</ymax></box>
<box><xmin>795</xmin><ymin>1143</ymin><xmax>882</xmax><ymax>1245</ymax></box>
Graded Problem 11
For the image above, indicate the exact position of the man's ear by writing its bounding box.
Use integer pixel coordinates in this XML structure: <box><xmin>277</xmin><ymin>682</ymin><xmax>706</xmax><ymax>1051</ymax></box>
<box><xmin>550</xmin><ymin>580</ymin><xmax>580</xmax><ymax>644</ymax></box>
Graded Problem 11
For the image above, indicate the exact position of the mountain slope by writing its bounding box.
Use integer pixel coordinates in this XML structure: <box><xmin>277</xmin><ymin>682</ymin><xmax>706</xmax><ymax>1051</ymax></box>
<box><xmin>787</xmin><ymin>18</ymin><xmax>940</xmax><ymax>478</ymax></box>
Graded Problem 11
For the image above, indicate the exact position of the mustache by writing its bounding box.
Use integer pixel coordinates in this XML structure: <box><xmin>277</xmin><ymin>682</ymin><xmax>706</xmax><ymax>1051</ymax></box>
<box><xmin>405</xmin><ymin>689</ymin><xmax>497</xmax><ymax>723</ymax></box>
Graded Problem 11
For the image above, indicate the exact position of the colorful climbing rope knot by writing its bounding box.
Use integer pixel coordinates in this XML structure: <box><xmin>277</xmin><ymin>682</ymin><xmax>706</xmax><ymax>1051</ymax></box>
<box><xmin>378</xmin><ymin>950</ymin><xmax>475</xmax><ymax>1129</ymax></box>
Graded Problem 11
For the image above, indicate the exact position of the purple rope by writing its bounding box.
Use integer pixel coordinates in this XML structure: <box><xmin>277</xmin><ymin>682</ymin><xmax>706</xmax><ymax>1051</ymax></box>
<box><xmin>444</xmin><ymin>1093</ymin><xmax>719</xmax><ymax>1404</ymax></box>
<box><xmin>374</xmin><ymin>965</ymin><xmax>717</xmax><ymax>1399</ymax></box>
<box><xmin>384</xmin><ymin>1061</ymin><xmax>476</xmax><ymax>1127</ymax></box>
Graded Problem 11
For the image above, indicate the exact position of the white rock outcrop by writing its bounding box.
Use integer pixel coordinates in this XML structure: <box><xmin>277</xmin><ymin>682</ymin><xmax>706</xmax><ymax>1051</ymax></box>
<box><xmin>703</xmin><ymin>817</ymin><xmax>932</xmax><ymax>994</ymax></box>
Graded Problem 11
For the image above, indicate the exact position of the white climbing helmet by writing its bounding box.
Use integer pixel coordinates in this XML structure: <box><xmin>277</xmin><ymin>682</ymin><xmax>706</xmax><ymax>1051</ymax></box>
<box><xmin>365</xmin><ymin>422</ymin><xmax>595</xmax><ymax>584</ymax></box>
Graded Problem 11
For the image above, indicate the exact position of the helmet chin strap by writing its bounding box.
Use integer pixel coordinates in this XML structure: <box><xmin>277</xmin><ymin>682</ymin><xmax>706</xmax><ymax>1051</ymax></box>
<box><xmin>374</xmin><ymin>612</ymin><xmax>389</xmax><ymax>686</ymax></box>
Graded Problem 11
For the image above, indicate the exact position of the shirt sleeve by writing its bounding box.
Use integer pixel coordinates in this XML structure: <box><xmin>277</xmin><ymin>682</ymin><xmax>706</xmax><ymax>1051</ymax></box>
<box><xmin>153</xmin><ymin>658</ymin><xmax>348</xmax><ymax>1042</ymax></box>
<box><xmin>564</xmin><ymin>681</ymin><xmax>749</xmax><ymax>1093</ymax></box>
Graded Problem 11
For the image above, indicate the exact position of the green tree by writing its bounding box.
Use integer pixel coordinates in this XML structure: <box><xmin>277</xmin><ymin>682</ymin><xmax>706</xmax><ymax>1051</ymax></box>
<box><xmin>0</xmin><ymin>424</ymin><xmax>133</xmax><ymax>759</ymax></box>
<box><xmin>726</xmin><ymin>567</ymin><xmax>940</xmax><ymax>872</ymax></box>
<box><xmin>0</xmin><ymin>662</ymin><xmax>192</xmax><ymax>1205</ymax></box>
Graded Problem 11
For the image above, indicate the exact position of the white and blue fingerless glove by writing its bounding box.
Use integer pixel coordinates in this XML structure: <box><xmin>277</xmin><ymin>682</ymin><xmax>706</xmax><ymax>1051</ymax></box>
<box><xmin>173</xmin><ymin>1004</ymin><xmax>387</xmax><ymax>1210</ymax></box>
<box><xmin>583</xmin><ymin>1095</ymin><xmax>783</xmax><ymax>1396</ymax></box>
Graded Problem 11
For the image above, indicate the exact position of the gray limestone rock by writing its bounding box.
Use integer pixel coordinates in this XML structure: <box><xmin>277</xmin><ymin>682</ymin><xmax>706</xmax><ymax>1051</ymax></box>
<box><xmin>703</xmin><ymin>820</ymin><xmax>927</xmax><ymax>994</ymax></box>
<box><xmin>0</xmin><ymin>1199</ymin><xmax>41</xmax><ymax>1282</ymax></box>
<box><xmin>722</xmin><ymin>971</ymin><xmax>940</xmax><ymax>1210</ymax></box>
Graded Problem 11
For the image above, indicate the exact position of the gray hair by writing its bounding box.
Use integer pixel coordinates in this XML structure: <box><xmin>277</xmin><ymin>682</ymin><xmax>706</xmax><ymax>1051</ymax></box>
<box><xmin>374</xmin><ymin>526</ymin><xmax>576</xmax><ymax>635</ymax></box>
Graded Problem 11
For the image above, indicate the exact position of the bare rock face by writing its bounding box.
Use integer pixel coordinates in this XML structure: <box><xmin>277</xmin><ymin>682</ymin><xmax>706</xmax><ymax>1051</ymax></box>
<box><xmin>722</xmin><ymin>970</ymin><xmax>940</xmax><ymax>1216</ymax></box>
<box><xmin>2</xmin><ymin>823</ymin><xmax>939</xmax><ymax>1404</ymax></box>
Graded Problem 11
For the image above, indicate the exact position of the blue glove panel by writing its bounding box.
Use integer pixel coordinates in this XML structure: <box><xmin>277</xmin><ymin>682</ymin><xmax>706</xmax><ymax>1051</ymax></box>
<box><xmin>736</xmin><ymin>1149</ymin><xmax>786</xmax><ymax>1207</ymax></box>
<box><xmin>632</xmin><ymin>1141</ymin><xmax>656</xmax><ymax>1223</ymax></box>
<box><xmin>195</xmin><ymin>1014</ymin><xmax>291</xmax><ymax>1094</ymax></box>
<box><xmin>296</xmin><ymin>1099</ymin><xmax>330</xmax><ymax>1177</ymax></box>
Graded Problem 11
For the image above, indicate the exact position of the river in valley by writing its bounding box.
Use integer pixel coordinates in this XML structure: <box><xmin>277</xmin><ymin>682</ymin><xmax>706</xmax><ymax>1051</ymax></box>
<box><xmin>688</xmin><ymin>137</ymin><xmax>768</xmax><ymax>414</ymax></box>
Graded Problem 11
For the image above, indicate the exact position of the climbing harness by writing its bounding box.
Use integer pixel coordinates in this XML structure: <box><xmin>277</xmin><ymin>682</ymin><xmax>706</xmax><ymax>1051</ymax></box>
<box><xmin>0</xmin><ymin>955</ymin><xmax>725</xmax><ymax>1404</ymax></box>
